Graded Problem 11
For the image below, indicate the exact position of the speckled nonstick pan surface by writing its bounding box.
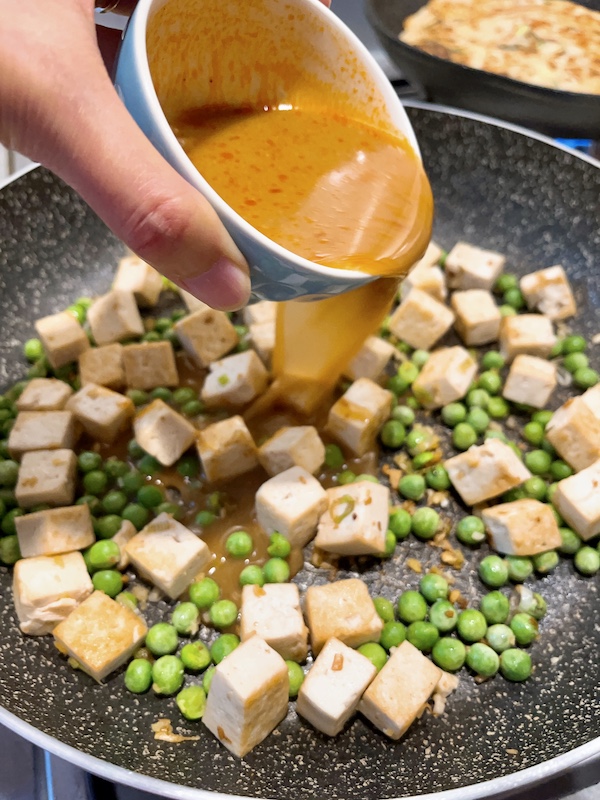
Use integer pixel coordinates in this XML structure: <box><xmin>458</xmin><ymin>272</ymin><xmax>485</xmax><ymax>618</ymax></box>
<box><xmin>0</xmin><ymin>105</ymin><xmax>599</xmax><ymax>800</ymax></box>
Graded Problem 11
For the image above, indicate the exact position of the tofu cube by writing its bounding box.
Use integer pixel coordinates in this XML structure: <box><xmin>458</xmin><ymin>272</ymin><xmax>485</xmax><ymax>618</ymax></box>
<box><xmin>388</xmin><ymin>288</ymin><xmax>455</xmax><ymax>350</ymax></box>
<box><xmin>249</xmin><ymin>321</ymin><xmax>275</xmax><ymax>367</ymax></box>
<box><xmin>15</xmin><ymin>504</ymin><xmax>95</xmax><ymax>558</ymax></box>
<box><xmin>125</xmin><ymin>513</ymin><xmax>211</xmax><ymax>599</ymax></box>
<box><xmin>201</xmin><ymin>350</ymin><xmax>269</xmax><ymax>408</ymax></box>
<box><xmin>134</xmin><ymin>399</ymin><xmax>196</xmax><ymax>467</ymax></box>
<box><xmin>297</xmin><ymin>638</ymin><xmax>376</xmax><ymax>736</ymax></box>
<box><xmin>13</xmin><ymin>552</ymin><xmax>93</xmax><ymax>635</ymax></box>
<box><xmin>444</xmin><ymin>242</ymin><xmax>505</xmax><ymax>290</ymax></box>
<box><xmin>180</xmin><ymin>290</ymin><xmax>211</xmax><ymax>313</ymax></box>
<box><xmin>16</xmin><ymin>378</ymin><xmax>73</xmax><ymax>412</ymax></box>
<box><xmin>359</xmin><ymin>641</ymin><xmax>441</xmax><ymax>739</ymax></box>
<box><xmin>499</xmin><ymin>314</ymin><xmax>557</xmax><ymax>362</ymax></box>
<box><xmin>545</xmin><ymin>397</ymin><xmax>600</xmax><ymax>471</ymax></box>
<box><xmin>520</xmin><ymin>265</ymin><xmax>576</xmax><ymax>320</ymax></box>
<box><xmin>581</xmin><ymin>384</ymin><xmax>600</xmax><ymax>420</ymax></box>
<box><xmin>401</xmin><ymin>262</ymin><xmax>446</xmax><ymax>303</ymax></box>
<box><xmin>122</xmin><ymin>341</ymin><xmax>179</xmax><ymax>390</ymax></box>
<box><xmin>240</xmin><ymin>583</ymin><xmax>308</xmax><ymax>661</ymax></box>
<box><xmin>414</xmin><ymin>240</ymin><xmax>443</xmax><ymax>269</ymax></box>
<box><xmin>112</xmin><ymin>254</ymin><xmax>163</xmax><ymax>306</ymax></box>
<box><xmin>255</xmin><ymin>466</ymin><xmax>327</xmax><ymax>549</ymax></box>
<box><xmin>112</xmin><ymin>519</ymin><xmax>138</xmax><ymax>570</ymax></box>
<box><xmin>78</xmin><ymin>343</ymin><xmax>125</xmax><ymax>389</ymax></box>
<box><xmin>242</xmin><ymin>300</ymin><xmax>277</xmax><ymax>326</ymax></box>
<box><xmin>67</xmin><ymin>383</ymin><xmax>134</xmax><ymax>443</ymax></box>
<box><xmin>15</xmin><ymin>448</ymin><xmax>77</xmax><ymax>509</ymax></box>
<box><xmin>314</xmin><ymin>481</ymin><xmax>389</xmax><ymax>556</ymax></box>
<box><xmin>502</xmin><ymin>354</ymin><xmax>557</xmax><ymax>409</ymax></box>
<box><xmin>412</xmin><ymin>346</ymin><xmax>477</xmax><ymax>409</ymax></box>
<box><xmin>451</xmin><ymin>290</ymin><xmax>501</xmax><ymax>346</ymax></box>
<box><xmin>202</xmin><ymin>635</ymin><xmax>288</xmax><ymax>758</ymax></box>
<box><xmin>445</xmin><ymin>439</ymin><xmax>531</xmax><ymax>506</ymax></box>
<box><xmin>174</xmin><ymin>307</ymin><xmax>238</xmax><ymax>368</ymax></box>
<box><xmin>197</xmin><ymin>415</ymin><xmax>258</xmax><ymax>483</ymax></box>
<box><xmin>258</xmin><ymin>426</ymin><xmax>325</xmax><ymax>477</ymax></box>
<box><xmin>482</xmin><ymin>499</ymin><xmax>562</xmax><ymax>555</ymax></box>
<box><xmin>8</xmin><ymin>411</ymin><xmax>78</xmax><ymax>458</ymax></box>
<box><xmin>343</xmin><ymin>336</ymin><xmax>396</xmax><ymax>382</ymax></box>
<box><xmin>327</xmin><ymin>378</ymin><xmax>393</xmax><ymax>457</ymax></box>
<box><xmin>553</xmin><ymin>459</ymin><xmax>600</xmax><ymax>540</ymax></box>
<box><xmin>34</xmin><ymin>311</ymin><xmax>90</xmax><ymax>369</ymax></box>
<box><xmin>53</xmin><ymin>591</ymin><xmax>147</xmax><ymax>681</ymax></box>
<box><xmin>87</xmin><ymin>290</ymin><xmax>144</xmax><ymax>346</ymax></box>
<box><xmin>305</xmin><ymin>578</ymin><xmax>383</xmax><ymax>655</ymax></box>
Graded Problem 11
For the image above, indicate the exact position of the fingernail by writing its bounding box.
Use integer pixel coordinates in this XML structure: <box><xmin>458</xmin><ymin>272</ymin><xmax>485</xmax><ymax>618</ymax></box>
<box><xmin>180</xmin><ymin>258</ymin><xmax>251</xmax><ymax>311</ymax></box>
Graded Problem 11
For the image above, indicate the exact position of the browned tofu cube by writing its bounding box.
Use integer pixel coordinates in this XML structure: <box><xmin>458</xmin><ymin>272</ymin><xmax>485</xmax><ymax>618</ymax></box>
<box><xmin>15</xmin><ymin>504</ymin><xmax>95</xmax><ymax>557</ymax></box>
<box><xmin>78</xmin><ymin>343</ymin><xmax>125</xmax><ymax>389</ymax></box>
<box><xmin>67</xmin><ymin>384</ymin><xmax>134</xmax><ymax>443</ymax></box>
<box><xmin>16</xmin><ymin>378</ymin><xmax>73</xmax><ymax>412</ymax></box>
<box><xmin>8</xmin><ymin>411</ymin><xmax>78</xmax><ymax>459</ymax></box>
<box><xmin>174</xmin><ymin>307</ymin><xmax>238</xmax><ymax>367</ymax></box>
<box><xmin>87</xmin><ymin>290</ymin><xmax>144</xmax><ymax>345</ymax></box>
<box><xmin>35</xmin><ymin>311</ymin><xmax>90</xmax><ymax>369</ymax></box>
<box><xmin>15</xmin><ymin>448</ymin><xmax>77</xmax><ymax>508</ymax></box>
<box><xmin>122</xmin><ymin>341</ymin><xmax>179</xmax><ymax>390</ymax></box>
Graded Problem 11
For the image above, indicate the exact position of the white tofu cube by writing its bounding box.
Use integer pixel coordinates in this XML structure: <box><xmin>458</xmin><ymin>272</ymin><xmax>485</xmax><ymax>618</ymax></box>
<box><xmin>53</xmin><ymin>591</ymin><xmax>147</xmax><ymax>681</ymax></box>
<box><xmin>112</xmin><ymin>254</ymin><xmax>163</xmax><ymax>307</ymax></box>
<box><xmin>249</xmin><ymin>321</ymin><xmax>275</xmax><ymax>367</ymax></box>
<box><xmin>314</xmin><ymin>481</ymin><xmax>389</xmax><ymax>556</ymax></box>
<box><xmin>134</xmin><ymin>399</ymin><xmax>196</xmax><ymax>467</ymax></box>
<box><xmin>125</xmin><ymin>513</ymin><xmax>211</xmax><ymax>599</ymax></box>
<box><xmin>240</xmin><ymin>583</ymin><xmax>308</xmax><ymax>661</ymax></box>
<box><xmin>297</xmin><ymin>638</ymin><xmax>376</xmax><ymax>736</ymax></box>
<box><xmin>67</xmin><ymin>383</ymin><xmax>134</xmax><ymax>443</ymax></box>
<box><xmin>401</xmin><ymin>262</ymin><xmax>446</xmax><ymax>303</ymax></box>
<box><xmin>545</xmin><ymin>397</ymin><xmax>600</xmax><ymax>471</ymax></box>
<box><xmin>257</xmin><ymin>426</ymin><xmax>325</xmax><ymax>477</ymax></box>
<box><xmin>78</xmin><ymin>343</ymin><xmax>125</xmax><ymax>389</ymax></box>
<box><xmin>197</xmin><ymin>415</ymin><xmax>258</xmax><ymax>483</ymax></box>
<box><xmin>305</xmin><ymin>578</ymin><xmax>383</xmax><ymax>655</ymax></box>
<box><xmin>201</xmin><ymin>350</ymin><xmax>269</xmax><ymax>408</ymax></box>
<box><xmin>13</xmin><ymin>552</ymin><xmax>93</xmax><ymax>635</ymax></box>
<box><xmin>553</xmin><ymin>458</ymin><xmax>600</xmax><ymax>540</ymax></box>
<box><xmin>16</xmin><ymin>378</ymin><xmax>73</xmax><ymax>412</ymax></box>
<box><xmin>343</xmin><ymin>336</ymin><xmax>396</xmax><ymax>382</ymax></box>
<box><xmin>502</xmin><ymin>354</ymin><xmax>557</xmax><ymax>409</ymax></box>
<box><xmin>8</xmin><ymin>411</ymin><xmax>78</xmax><ymax>459</ymax></box>
<box><xmin>202</xmin><ymin>635</ymin><xmax>289</xmax><ymax>758</ymax></box>
<box><xmin>444</xmin><ymin>242</ymin><xmax>505</xmax><ymax>290</ymax></box>
<box><xmin>388</xmin><ymin>288</ymin><xmax>455</xmax><ymax>350</ymax></box>
<box><xmin>414</xmin><ymin>240</ymin><xmax>443</xmax><ymax>269</ymax></box>
<box><xmin>482</xmin><ymin>499</ymin><xmax>562</xmax><ymax>555</ymax></box>
<box><xmin>412</xmin><ymin>346</ymin><xmax>477</xmax><ymax>409</ymax></box>
<box><xmin>34</xmin><ymin>311</ymin><xmax>90</xmax><ymax>369</ymax></box>
<box><xmin>15</xmin><ymin>448</ymin><xmax>77</xmax><ymax>508</ymax></box>
<box><xmin>242</xmin><ymin>300</ymin><xmax>277</xmax><ymax>326</ymax></box>
<box><xmin>359</xmin><ymin>641</ymin><xmax>441</xmax><ymax>739</ymax></box>
<box><xmin>180</xmin><ymin>290</ymin><xmax>210</xmax><ymax>313</ymax></box>
<box><xmin>445</xmin><ymin>439</ymin><xmax>531</xmax><ymax>506</ymax></box>
<box><xmin>581</xmin><ymin>384</ymin><xmax>600</xmax><ymax>420</ymax></box>
<box><xmin>112</xmin><ymin>519</ymin><xmax>138</xmax><ymax>570</ymax></box>
<box><xmin>327</xmin><ymin>378</ymin><xmax>393</xmax><ymax>457</ymax></box>
<box><xmin>255</xmin><ymin>466</ymin><xmax>327</xmax><ymax>549</ymax></box>
<box><xmin>15</xmin><ymin>505</ymin><xmax>95</xmax><ymax>558</ymax></box>
<box><xmin>174</xmin><ymin>307</ymin><xmax>238</xmax><ymax>368</ymax></box>
<box><xmin>499</xmin><ymin>314</ymin><xmax>557</xmax><ymax>362</ymax></box>
<box><xmin>451</xmin><ymin>289</ymin><xmax>501</xmax><ymax>346</ymax></box>
<box><xmin>87</xmin><ymin>290</ymin><xmax>144</xmax><ymax>346</ymax></box>
<box><xmin>122</xmin><ymin>341</ymin><xmax>179</xmax><ymax>390</ymax></box>
<box><xmin>520</xmin><ymin>265</ymin><xmax>576</xmax><ymax>320</ymax></box>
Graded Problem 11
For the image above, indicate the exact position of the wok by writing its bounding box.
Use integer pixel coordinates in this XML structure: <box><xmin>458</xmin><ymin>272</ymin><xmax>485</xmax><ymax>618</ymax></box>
<box><xmin>0</xmin><ymin>103</ymin><xmax>599</xmax><ymax>800</ymax></box>
<box><xmin>365</xmin><ymin>0</ymin><xmax>600</xmax><ymax>139</ymax></box>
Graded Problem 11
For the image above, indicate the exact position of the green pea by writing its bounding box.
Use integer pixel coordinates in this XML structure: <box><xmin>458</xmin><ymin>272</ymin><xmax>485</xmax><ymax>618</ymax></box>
<box><xmin>466</xmin><ymin>389</ymin><xmax>489</xmax><ymax>410</ymax></box>
<box><xmin>324</xmin><ymin>443</ymin><xmax>344</xmax><ymax>470</ymax></box>
<box><xmin>180</xmin><ymin>641</ymin><xmax>212</xmax><ymax>672</ymax></box>
<box><xmin>171</xmin><ymin>602</ymin><xmax>200</xmax><ymax>636</ymax></box>
<box><xmin>23</xmin><ymin>338</ymin><xmax>44</xmax><ymax>362</ymax></box>
<box><xmin>283</xmin><ymin>660</ymin><xmax>305</xmax><ymax>698</ymax></box>
<box><xmin>562</xmin><ymin>352</ymin><xmax>589</xmax><ymax>373</ymax></box>
<box><xmin>82</xmin><ymin>470</ymin><xmax>108</xmax><ymax>496</ymax></box>
<box><xmin>481</xmin><ymin>350</ymin><xmax>506</xmax><ymax>370</ymax></box>
<box><xmin>137</xmin><ymin>485</ymin><xmax>164</xmax><ymax>509</ymax></box>
<box><xmin>574</xmin><ymin>367</ymin><xmax>599</xmax><ymax>389</ymax></box>
<box><xmin>195</xmin><ymin>510</ymin><xmax>217</xmax><ymax>528</ymax></box>
<box><xmin>0</xmin><ymin>534</ymin><xmax>21</xmax><ymax>565</ymax></box>
<box><xmin>78</xmin><ymin>451</ymin><xmax>103</xmax><ymax>473</ymax></box>
<box><xmin>477</xmin><ymin>371</ymin><xmax>502</xmax><ymax>395</ymax></box>
<box><xmin>429</xmin><ymin>599</ymin><xmax>458</xmax><ymax>633</ymax></box>
<box><xmin>358</xmin><ymin>642</ymin><xmax>388</xmax><ymax>670</ymax></box>
<box><xmin>456</xmin><ymin>516</ymin><xmax>486</xmax><ymax>546</ymax></box>
<box><xmin>406</xmin><ymin>427</ymin><xmax>436</xmax><ymax>455</ymax></box>
<box><xmin>479</xmin><ymin>591</ymin><xmax>509</xmax><ymax>624</ymax></box>
<box><xmin>121</xmin><ymin>503</ymin><xmax>150</xmax><ymax>530</ymax></box>
<box><xmin>88</xmin><ymin>540</ymin><xmax>121</xmax><ymax>571</ymax></box>
<box><xmin>411</xmin><ymin>349</ymin><xmax>429</xmax><ymax>368</ymax></box>
<box><xmin>397</xmin><ymin>590</ymin><xmax>427</xmax><ymax>624</ymax></box>
<box><xmin>373</xmin><ymin>597</ymin><xmax>395</xmax><ymax>623</ymax></box>
<box><xmin>210</xmin><ymin>633</ymin><xmax>240</xmax><ymax>664</ymax></box>
<box><xmin>452</xmin><ymin>422</ymin><xmax>477</xmax><ymax>451</ymax></box>
<box><xmin>337</xmin><ymin>469</ymin><xmax>356</xmax><ymax>485</ymax></box>
<box><xmin>94</xmin><ymin>514</ymin><xmax>122</xmax><ymax>540</ymax></box>
<box><xmin>510</xmin><ymin>613</ymin><xmax>538</xmax><ymax>646</ymax></box>
<box><xmin>524</xmin><ymin>449</ymin><xmax>552</xmax><ymax>475</ymax></box>
<box><xmin>479</xmin><ymin>555</ymin><xmax>509</xmax><ymax>587</ymax></box>
<box><xmin>500</xmin><ymin>648</ymin><xmax>532</xmax><ymax>681</ymax></box>
<box><xmin>486</xmin><ymin>623</ymin><xmax>515</xmax><ymax>653</ymax></box>
<box><xmin>397</xmin><ymin>361</ymin><xmax>419</xmax><ymax>386</ymax></box>
<box><xmin>116</xmin><ymin>591</ymin><xmax>138</xmax><ymax>611</ymax></box>
<box><xmin>503</xmin><ymin>487</ymin><xmax>526</xmax><ymax>503</ymax></box>
<box><xmin>176</xmin><ymin>686</ymin><xmax>207</xmax><ymax>720</ymax></box>
<box><xmin>574</xmin><ymin>546</ymin><xmax>600</xmax><ymax>576</ymax></box>
<box><xmin>124</xmin><ymin>658</ymin><xmax>153</xmax><ymax>693</ymax></box>
<box><xmin>499</xmin><ymin>304</ymin><xmax>517</xmax><ymax>317</ymax></box>
<box><xmin>1</xmin><ymin>508</ymin><xmax>23</xmax><ymax>536</ymax></box>
<box><xmin>190</xmin><ymin>577</ymin><xmax>220</xmax><ymax>610</ymax></box>
<box><xmin>128</xmin><ymin>439</ymin><xmax>146</xmax><ymax>459</ymax></box>
<box><xmin>379</xmin><ymin>420</ymin><xmax>406</xmax><ymax>449</ymax></box>
<box><xmin>425</xmin><ymin>465</ymin><xmax>450</xmax><ymax>491</ymax></box>
<box><xmin>224</xmin><ymin>530</ymin><xmax>253</xmax><ymax>559</ymax></box>
<box><xmin>104</xmin><ymin>458</ymin><xmax>128</xmax><ymax>480</ymax></box>
<box><xmin>503</xmin><ymin>287</ymin><xmax>525</xmax><ymax>310</ymax></box>
<box><xmin>558</xmin><ymin>527</ymin><xmax>582</xmax><ymax>555</ymax></box>
<box><xmin>356</xmin><ymin>473</ymin><xmax>380</xmax><ymax>485</ymax></box>
<box><xmin>172</xmin><ymin>387</ymin><xmax>197</xmax><ymax>406</ymax></box>
<box><xmin>267</xmin><ymin>532</ymin><xmax>291</xmax><ymax>558</ymax></box>
<box><xmin>182</xmin><ymin>400</ymin><xmax>204</xmax><ymax>417</ymax></box>
<box><xmin>119</xmin><ymin>470</ymin><xmax>144</xmax><ymax>495</ymax></box>
<box><xmin>522</xmin><ymin>421</ymin><xmax>545</xmax><ymax>446</ymax></box>
<box><xmin>101</xmin><ymin>490</ymin><xmax>128</xmax><ymax>515</ymax></box>
<box><xmin>0</xmin><ymin>460</ymin><xmax>18</xmax><ymax>487</ymax></box>
<box><xmin>152</xmin><ymin>655</ymin><xmax>184</xmax><ymax>695</ymax></box>
<box><xmin>532</xmin><ymin>410</ymin><xmax>553</xmax><ymax>428</ymax></box>
<box><xmin>494</xmin><ymin>273</ymin><xmax>518</xmax><ymax>294</ymax></box>
<box><xmin>398</xmin><ymin>474</ymin><xmax>426</xmax><ymax>501</ymax></box>
<box><xmin>521</xmin><ymin>476</ymin><xmax>547</xmax><ymax>501</ymax></box>
<box><xmin>406</xmin><ymin>621</ymin><xmax>439</xmax><ymax>653</ymax></box>
<box><xmin>432</xmin><ymin>637</ymin><xmax>466</xmax><ymax>672</ymax></box>
<box><xmin>419</xmin><ymin>573</ymin><xmax>448</xmax><ymax>603</ymax></box>
<box><xmin>379</xmin><ymin>620</ymin><xmax>406</xmax><ymax>651</ymax></box>
<box><xmin>505</xmin><ymin>556</ymin><xmax>534</xmax><ymax>582</ymax></box>
<box><xmin>517</xmin><ymin>590</ymin><xmax>547</xmax><ymax>620</ymax></box>
<box><xmin>177</xmin><ymin>455</ymin><xmax>200</xmax><ymax>479</ymax></box>
<box><xmin>532</xmin><ymin>550</ymin><xmax>559</xmax><ymax>574</ymax></box>
<box><xmin>466</xmin><ymin>642</ymin><xmax>500</xmax><ymax>677</ymax></box>
<box><xmin>202</xmin><ymin>665</ymin><xmax>216</xmax><ymax>694</ymax></box>
<box><xmin>263</xmin><ymin>557</ymin><xmax>290</xmax><ymax>583</ymax></box>
<box><xmin>127</xmin><ymin>389</ymin><xmax>149</xmax><ymax>407</ymax></box>
<box><xmin>150</xmin><ymin>386</ymin><xmax>172</xmax><ymax>401</ymax></box>
<box><xmin>484</xmin><ymin>429</ymin><xmax>507</xmax><ymax>444</ymax></box>
<box><xmin>562</xmin><ymin>334</ymin><xmax>586</xmax><ymax>354</ymax></box>
<box><xmin>466</xmin><ymin>407</ymin><xmax>489</xmax><ymax>435</ymax></box>
<box><xmin>209</xmin><ymin>599</ymin><xmax>238</xmax><ymax>628</ymax></box>
<box><xmin>380</xmin><ymin>530</ymin><xmax>397</xmax><ymax>558</ymax></box>
<box><xmin>145</xmin><ymin>623</ymin><xmax>179</xmax><ymax>656</ymax></box>
<box><xmin>239</xmin><ymin>565</ymin><xmax>265</xmax><ymax>587</ymax></box>
<box><xmin>410</xmin><ymin>507</ymin><xmax>440</xmax><ymax>540</ymax></box>
<box><xmin>457</xmin><ymin>609</ymin><xmax>487</xmax><ymax>643</ymax></box>
<box><xmin>92</xmin><ymin>569</ymin><xmax>123</xmax><ymax>598</ymax></box>
<box><xmin>389</xmin><ymin>509</ymin><xmax>412</xmax><ymax>540</ymax></box>
<box><xmin>392</xmin><ymin>405</ymin><xmax>415</xmax><ymax>426</ymax></box>
<box><xmin>138</xmin><ymin>454</ymin><xmax>161</xmax><ymax>476</ymax></box>
<box><xmin>550</xmin><ymin>460</ymin><xmax>573</xmax><ymax>482</ymax></box>
<box><xmin>487</xmin><ymin>397</ymin><xmax>510</xmax><ymax>419</ymax></box>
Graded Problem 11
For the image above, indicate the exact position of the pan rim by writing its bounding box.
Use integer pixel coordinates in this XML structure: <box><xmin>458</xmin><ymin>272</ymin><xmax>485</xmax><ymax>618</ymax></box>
<box><xmin>0</xmin><ymin>102</ymin><xmax>599</xmax><ymax>799</ymax></box>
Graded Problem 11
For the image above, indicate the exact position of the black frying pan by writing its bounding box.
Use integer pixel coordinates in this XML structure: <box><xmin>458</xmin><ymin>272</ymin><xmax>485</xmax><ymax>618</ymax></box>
<box><xmin>0</xmin><ymin>104</ymin><xmax>599</xmax><ymax>800</ymax></box>
<box><xmin>366</xmin><ymin>0</ymin><xmax>600</xmax><ymax>139</ymax></box>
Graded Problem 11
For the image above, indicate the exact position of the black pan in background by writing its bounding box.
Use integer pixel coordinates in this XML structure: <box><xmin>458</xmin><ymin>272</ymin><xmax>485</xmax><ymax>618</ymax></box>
<box><xmin>366</xmin><ymin>0</ymin><xmax>600</xmax><ymax>139</ymax></box>
<box><xmin>0</xmin><ymin>105</ymin><xmax>600</xmax><ymax>800</ymax></box>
